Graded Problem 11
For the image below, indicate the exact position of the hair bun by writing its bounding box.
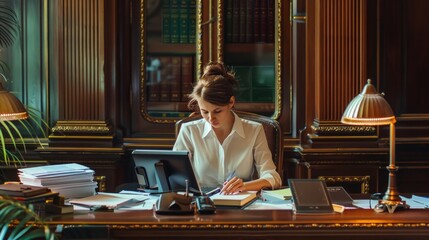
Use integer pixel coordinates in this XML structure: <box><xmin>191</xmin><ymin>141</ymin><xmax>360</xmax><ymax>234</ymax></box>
<box><xmin>202</xmin><ymin>62</ymin><xmax>227</xmax><ymax>77</ymax></box>
<box><xmin>202</xmin><ymin>62</ymin><xmax>236</xmax><ymax>85</ymax></box>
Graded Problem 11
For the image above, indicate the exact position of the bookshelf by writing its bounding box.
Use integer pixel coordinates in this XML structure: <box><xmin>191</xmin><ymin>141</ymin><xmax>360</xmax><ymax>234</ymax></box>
<box><xmin>140</xmin><ymin>0</ymin><xmax>283</xmax><ymax>123</ymax></box>
<box><xmin>222</xmin><ymin>0</ymin><xmax>277</xmax><ymax>115</ymax></box>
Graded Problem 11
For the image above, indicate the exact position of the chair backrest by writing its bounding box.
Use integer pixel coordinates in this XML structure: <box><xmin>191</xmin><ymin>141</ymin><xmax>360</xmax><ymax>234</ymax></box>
<box><xmin>175</xmin><ymin>110</ymin><xmax>283</xmax><ymax>181</ymax></box>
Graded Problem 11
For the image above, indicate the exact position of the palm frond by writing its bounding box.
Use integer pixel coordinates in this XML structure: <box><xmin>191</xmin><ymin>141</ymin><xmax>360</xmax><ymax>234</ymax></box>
<box><xmin>0</xmin><ymin>196</ymin><xmax>55</xmax><ymax>240</ymax></box>
<box><xmin>0</xmin><ymin>106</ymin><xmax>49</xmax><ymax>165</ymax></box>
<box><xmin>0</xmin><ymin>1</ymin><xmax>19</xmax><ymax>48</ymax></box>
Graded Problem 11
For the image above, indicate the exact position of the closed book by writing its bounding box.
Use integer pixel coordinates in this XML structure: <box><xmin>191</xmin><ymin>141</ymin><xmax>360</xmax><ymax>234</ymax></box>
<box><xmin>0</xmin><ymin>183</ymin><xmax>49</xmax><ymax>197</ymax></box>
<box><xmin>231</xmin><ymin>0</ymin><xmax>240</xmax><ymax>43</ymax></box>
<box><xmin>266</xmin><ymin>0</ymin><xmax>275</xmax><ymax>43</ymax></box>
<box><xmin>45</xmin><ymin>204</ymin><xmax>74</xmax><ymax>214</ymax></box>
<box><xmin>170</xmin><ymin>56</ymin><xmax>182</xmax><ymax>102</ymax></box>
<box><xmin>188</xmin><ymin>0</ymin><xmax>196</xmax><ymax>43</ymax></box>
<box><xmin>162</xmin><ymin>0</ymin><xmax>171</xmax><ymax>43</ymax></box>
<box><xmin>179</xmin><ymin>0</ymin><xmax>189</xmax><ymax>43</ymax></box>
<box><xmin>210</xmin><ymin>191</ymin><xmax>257</xmax><ymax>207</ymax></box>
<box><xmin>11</xmin><ymin>191</ymin><xmax>59</xmax><ymax>204</ymax></box>
<box><xmin>253</xmin><ymin>0</ymin><xmax>261</xmax><ymax>42</ymax></box>
<box><xmin>159</xmin><ymin>56</ymin><xmax>173</xmax><ymax>102</ymax></box>
<box><xmin>225</xmin><ymin>0</ymin><xmax>233</xmax><ymax>43</ymax></box>
<box><xmin>245</xmin><ymin>0</ymin><xmax>254</xmax><ymax>42</ymax></box>
<box><xmin>239</xmin><ymin>0</ymin><xmax>247</xmax><ymax>43</ymax></box>
<box><xmin>180</xmin><ymin>55</ymin><xmax>194</xmax><ymax>102</ymax></box>
<box><xmin>170</xmin><ymin>0</ymin><xmax>180</xmax><ymax>43</ymax></box>
<box><xmin>259</xmin><ymin>0</ymin><xmax>268</xmax><ymax>42</ymax></box>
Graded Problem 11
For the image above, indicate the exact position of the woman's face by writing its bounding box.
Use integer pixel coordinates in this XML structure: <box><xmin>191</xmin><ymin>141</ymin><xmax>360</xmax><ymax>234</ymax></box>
<box><xmin>197</xmin><ymin>97</ymin><xmax>235</xmax><ymax>129</ymax></box>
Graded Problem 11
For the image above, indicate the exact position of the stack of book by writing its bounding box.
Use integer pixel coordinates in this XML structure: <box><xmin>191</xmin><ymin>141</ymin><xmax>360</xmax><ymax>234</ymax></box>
<box><xmin>18</xmin><ymin>163</ymin><xmax>97</xmax><ymax>199</ymax></box>
<box><xmin>0</xmin><ymin>183</ymin><xmax>59</xmax><ymax>204</ymax></box>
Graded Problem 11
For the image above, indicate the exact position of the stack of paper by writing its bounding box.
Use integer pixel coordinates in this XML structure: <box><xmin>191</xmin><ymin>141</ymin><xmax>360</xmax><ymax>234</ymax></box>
<box><xmin>18</xmin><ymin>163</ymin><xmax>97</xmax><ymax>199</ymax></box>
<box><xmin>70</xmin><ymin>192</ymin><xmax>149</xmax><ymax>210</ymax></box>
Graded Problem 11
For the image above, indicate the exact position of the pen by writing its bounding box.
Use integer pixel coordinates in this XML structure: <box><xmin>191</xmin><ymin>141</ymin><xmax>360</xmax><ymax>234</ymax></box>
<box><xmin>206</xmin><ymin>187</ymin><xmax>221</xmax><ymax>196</ymax></box>
<box><xmin>225</xmin><ymin>170</ymin><xmax>236</xmax><ymax>182</ymax></box>
<box><xmin>207</xmin><ymin>171</ymin><xmax>237</xmax><ymax>196</ymax></box>
<box><xmin>219</xmin><ymin>170</ymin><xmax>237</xmax><ymax>195</ymax></box>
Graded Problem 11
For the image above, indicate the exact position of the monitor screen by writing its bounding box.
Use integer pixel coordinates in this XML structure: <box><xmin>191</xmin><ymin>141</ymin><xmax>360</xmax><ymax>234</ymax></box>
<box><xmin>132</xmin><ymin>149</ymin><xmax>202</xmax><ymax>194</ymax></box>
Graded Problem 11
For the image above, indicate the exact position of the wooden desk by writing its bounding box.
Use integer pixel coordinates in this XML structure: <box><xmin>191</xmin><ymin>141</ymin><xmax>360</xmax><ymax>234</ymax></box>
<box><xmin>47</xmin><ymin>208</ymin><xmax>429</xmax><ymax>239</ymax></box>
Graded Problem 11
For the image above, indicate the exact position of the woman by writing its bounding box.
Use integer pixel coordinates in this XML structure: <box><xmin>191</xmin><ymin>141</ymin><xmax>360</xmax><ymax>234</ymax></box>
<box><xmin>173</xmin><ymin>62</ymin><xmax>281</xmax><ymax>194</ymax></box>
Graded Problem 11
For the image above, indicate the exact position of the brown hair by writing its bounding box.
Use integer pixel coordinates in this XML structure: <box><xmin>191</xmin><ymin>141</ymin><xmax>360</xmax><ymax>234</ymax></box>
<box><xmin>188</xmin><ymin>62</ymin><xmax>238</xmax><ymax>110</ymax></box>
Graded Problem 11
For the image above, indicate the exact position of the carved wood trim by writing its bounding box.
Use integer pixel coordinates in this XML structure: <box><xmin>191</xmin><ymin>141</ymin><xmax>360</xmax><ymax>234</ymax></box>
<box><xmin>319</xmin><ymin>175</ymin><xmax>370</xmax><ymax>194</ymax></box>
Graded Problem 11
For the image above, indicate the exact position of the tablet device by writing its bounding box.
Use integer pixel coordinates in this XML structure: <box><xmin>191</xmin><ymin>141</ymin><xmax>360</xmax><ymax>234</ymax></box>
<box><xmin>288</xmin><ymin>179</ymin><xmax>334</xmax><ymax>214</ymax></box>
<box><xmin>327</xmin><ymin>186</ymin><xmax>354</xmax><ymax>207</ymax></box>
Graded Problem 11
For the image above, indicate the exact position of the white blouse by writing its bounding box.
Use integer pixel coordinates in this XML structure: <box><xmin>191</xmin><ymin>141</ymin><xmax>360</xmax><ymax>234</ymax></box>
<box><xmin>173</xmin><ymin>112</ymin><xmax>282</xmax><ymax>189</ymax></box>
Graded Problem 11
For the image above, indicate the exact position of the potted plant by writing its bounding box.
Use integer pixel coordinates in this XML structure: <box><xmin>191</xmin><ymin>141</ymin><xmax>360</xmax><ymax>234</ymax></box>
<box><xmin>0</xmin><ymin>1</ymin><xmax>47</xmax><ymax>173</ymax></box>
<box><xmin>0</xmin><ymin>196</ymin><xmax>55</xmax><ymax>240</ymax></box>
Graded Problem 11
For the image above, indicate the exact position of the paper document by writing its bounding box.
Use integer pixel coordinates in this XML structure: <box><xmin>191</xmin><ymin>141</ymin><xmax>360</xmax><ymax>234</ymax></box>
<box><xmin>70</xmin><ymin>192</ymin><xmax>149</xmax><ymax>210</ymax></box>
<box><xmin>399</xmin><ymin>195</ymin><xmax>428</xmax><ymax>209</ymax></box>
<box><xmin>19</xmin><ymin>163</ymin><xmax>89</xmax><ymax>177</ymax></box>
<box><xmin>411</xmin><ymin>195</ymin><xmax>429</xmax><ymax>208</ymax></box>
<box><xmin>245</xmin><ymin>199</ymin><xmax>293</xmax><ymax>210</ymax></box>
<box><xmin>262</xmin><ymin>188</ymin><xmax>292</xmax><ymax>201</ymax></box>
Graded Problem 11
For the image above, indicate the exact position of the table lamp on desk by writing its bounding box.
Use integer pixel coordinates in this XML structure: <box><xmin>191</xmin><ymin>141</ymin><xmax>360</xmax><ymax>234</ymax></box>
<box><xmin>341</xmin><ymin>79</ymin><xmax>409</xmax><ymax>213</ymax></box>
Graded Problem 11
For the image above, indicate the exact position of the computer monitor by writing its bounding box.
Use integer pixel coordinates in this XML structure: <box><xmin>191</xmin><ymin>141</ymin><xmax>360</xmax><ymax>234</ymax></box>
<box><xmin>132</xmin><ymin>149</ymin><xmax>202</xmax><ymax>194</ymax></box>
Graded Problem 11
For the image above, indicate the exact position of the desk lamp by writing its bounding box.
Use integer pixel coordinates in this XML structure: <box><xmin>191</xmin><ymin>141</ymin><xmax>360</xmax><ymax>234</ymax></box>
<box><xmin>0</xmin><ymin>79</ymin><xmax>28</xmax><ymax>121</ymax></box>
<box><xmin>341</xmin><ymin>79</ymin><xmax>408</xmax><ymax>213</ymax></box>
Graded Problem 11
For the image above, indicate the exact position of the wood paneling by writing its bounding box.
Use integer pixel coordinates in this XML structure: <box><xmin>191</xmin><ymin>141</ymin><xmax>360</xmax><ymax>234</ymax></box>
<box><xmin>313</xmin><ymin>0</ymin><xmax>366</xmax><ymax>121</ymax></box>
<box><xmin>58</xmin><ymin>0</ymin><xmax>105</xmax><ymax>120</ymax></box>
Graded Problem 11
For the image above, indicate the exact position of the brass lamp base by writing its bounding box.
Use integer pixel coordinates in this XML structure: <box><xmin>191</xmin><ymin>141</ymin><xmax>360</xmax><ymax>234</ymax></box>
<box><xmin>374</xmin><ymin>199</ymin><xmax>409</xmax><ymax>213</ymax></box>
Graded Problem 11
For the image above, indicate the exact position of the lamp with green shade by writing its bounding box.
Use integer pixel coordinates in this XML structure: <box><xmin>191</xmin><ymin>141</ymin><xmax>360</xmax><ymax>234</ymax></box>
<box><xmin>341</xmin><ymin>79</ymin><xmax>409</xmax><ymax>213</ymax></box>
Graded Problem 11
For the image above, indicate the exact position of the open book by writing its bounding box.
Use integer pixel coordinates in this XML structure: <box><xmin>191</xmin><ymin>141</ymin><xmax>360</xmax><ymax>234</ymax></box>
<box><xmin>210</xmin><ymin>191</ymin><xmax>257</xmax><ymax>207</ymax></box>
<box><xmin>69</xmin><ymin>192</ymin><xmax>149</xmax><ymax>210</ymax></box>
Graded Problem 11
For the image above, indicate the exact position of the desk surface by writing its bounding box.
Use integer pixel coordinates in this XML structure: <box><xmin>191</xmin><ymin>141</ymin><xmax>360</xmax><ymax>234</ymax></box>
<box><xmin>47</xmin><ymin>208</ymin><xmax>429</xmax><ymax>240</ymax></box>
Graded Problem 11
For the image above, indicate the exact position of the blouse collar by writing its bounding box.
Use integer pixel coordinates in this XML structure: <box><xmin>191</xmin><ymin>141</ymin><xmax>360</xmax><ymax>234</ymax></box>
<box><xmin>202</xmin><ymin>111</ymin><xmax>245</xmax><ymax>139</ymax></box>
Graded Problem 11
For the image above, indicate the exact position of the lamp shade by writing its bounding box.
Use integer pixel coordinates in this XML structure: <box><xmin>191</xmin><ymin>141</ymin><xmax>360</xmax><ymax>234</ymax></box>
<box><xmin>341</xmin><ymin>79</ymin><xmax>395</xmax><ymax>126</ymax></box>
<box><xmin>0</xmin><ymin>82</ymin><xmax>28</xmax><ymax>121</ymax></box>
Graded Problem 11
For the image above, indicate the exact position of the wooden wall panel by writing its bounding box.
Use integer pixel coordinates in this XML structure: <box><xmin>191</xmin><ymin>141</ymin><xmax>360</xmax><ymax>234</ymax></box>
<box><xmin>313</xmin><ymin>0</ymin><xmax>366</xmax><ymax>121</ymax></box>
<box><xmin>58</xmin><ymin>0</ymin><xmax>105</xmax><ymax>120</ymax></box>
<box><xmin>379</xmin><ymin>0</ymin><xmax>429</xmax><ymax>115</ymax></box>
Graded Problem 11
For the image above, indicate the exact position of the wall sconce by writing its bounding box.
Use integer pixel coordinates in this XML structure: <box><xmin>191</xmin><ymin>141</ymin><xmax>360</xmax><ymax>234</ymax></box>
<box><xmin>341</xmin><ymin>79</ymin><xmax>409</xmax><ymax>213</ymax></box>
<box><xmin>0</xmin><ymin>78</ymin><xmax>28</xmax><ymax>121</ymax></box>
